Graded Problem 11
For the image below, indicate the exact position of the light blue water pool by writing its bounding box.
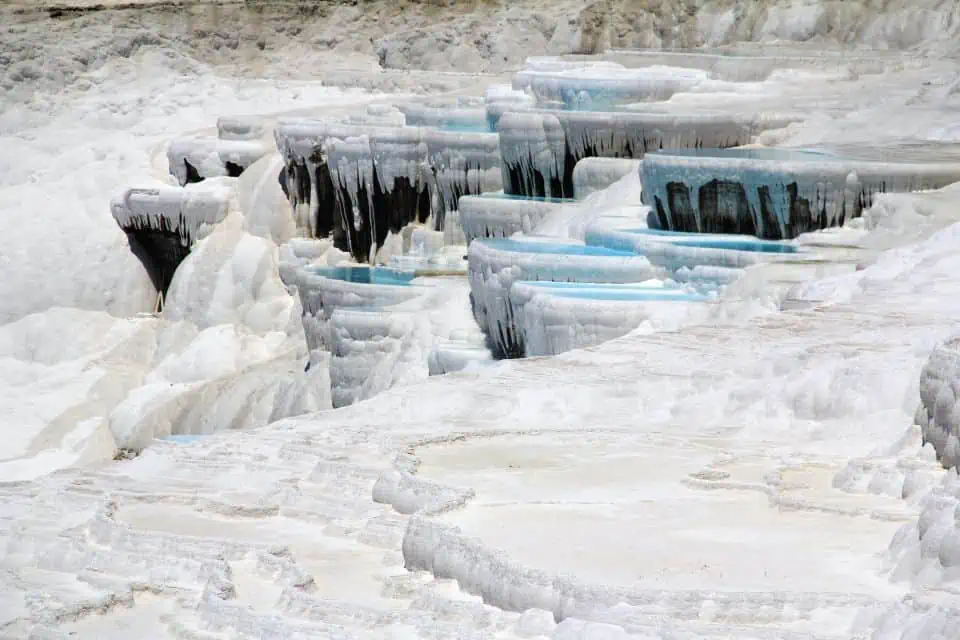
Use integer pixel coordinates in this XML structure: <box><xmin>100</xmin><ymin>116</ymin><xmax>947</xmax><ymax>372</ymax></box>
<box><xmin>437</xmin><ymin>122</ymin><xmax>495</xmax><ymax>133</ymax></box>
<box><xmin>650</xmin><ymin>147</ymin><xmax>836</xmax><ymax>161</ymax></box>
<box><xmin>515</xmin><ymin>280</ymin><xmax>666</xmax><ymax>290</ymax></box>
<box><xmin>586</xmin><ymin>228</ymin><xmax>799</xmax><ymax>254</ymax></box>
<box><xmin>516</xmin><ymin>280</ymin><xmax>707</xmax><ymax>302</ymax></box>
<box><xmin>478</xmin><ymin>192</ymin><xmax>577</xmax><ymax>204</ymax></box>
<box><xmin>309</xmin><ymin>266</ymin><xmax>417</xmax><ymax>286</ymax></box>
<box><xmin>480</xmin><ymin>237</ymin><xmax>635</xmax><ymax>257</ymax></box>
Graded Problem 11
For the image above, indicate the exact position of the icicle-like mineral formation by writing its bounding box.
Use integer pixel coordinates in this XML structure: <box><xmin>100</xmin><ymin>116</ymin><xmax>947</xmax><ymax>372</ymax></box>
<box><xmin>509</xmin><ymin>280</ymin><xmax>706</xmax><ymax>357</ymax></box>
<box><xmin>111</xmin><ymin>184</ymin><xmax>230</xmax><ymax>301</ymax></box>
<box><xmin>275</xmin><ymin>119</ymin><xmax>370</xmax><ymax>240</ymax></box>
<box><xmin>166</xmin><ymin>138</ymin><xmax>269</xmax><ymax>186</ymax></box>
<box><xmin>327</xmin><ymin>128</ymin><xmax>430</xmax><ymax>264</ymax></box>
<box><xmin>467</xmin><ymin>238</ymin><xmax>659</xmax><ymax>358</ymax></box>
<box><xmin>498</xmin><ymin>110</ymin><xmax>790</xmax><ymax>198</ymax></box>
<box><xmin>520</xmin><ymin>65</ymin><xmax>710</xmax><ymax>109</ymax></box>
<box><xmin>497</xmin><ymin>111</ymin><xmax>567</xmax><ymax>198</ymax></box>
<box><xmin>458</xmin><ymin>194</ymin><xmax>572</xmax><ymax>245</ymax></box>
<box><xmin>511</xmin><ymin>57</ymin><xmax>627</xmax><ymax>93</ymax></box>
<box><xmin>641</xmin><ymin>147</ymin><xmax>960</xmax><ymax>239</ymax></box>
<box><xmin>279</xmin><ymin>264</ymin><xmax>422</xmax><ymax>354</ymax></box>
<box><xmin>424</xmin><ymin>129</ymin><xmax>502</xmax><ymax>237</ymax></box>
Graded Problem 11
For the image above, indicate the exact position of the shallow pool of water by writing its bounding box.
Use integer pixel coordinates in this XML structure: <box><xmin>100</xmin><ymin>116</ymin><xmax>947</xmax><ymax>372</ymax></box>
<box><xmin>480</xmin><ymin>238</ymin><xmax>634</xmax><ymax>257</ymax></box>
<box><xmin>517</xmin><ymin>281</ymin><xmax>708</xmax><ymax>302</ymax></box>
<box><xmin>590</xmin><ymin>228</ymin><xmax>799</xmax><ymax>254</ymax></box>
<box><xmin>650</xmin><ymin>147</ymin><xmax>835</xmax><ymax>161</ymax></box>
<box><xmin>437</xmin><ymin>122</ymin><xmax>495</xmax><ymax>133</ymax></box>
<box><xmin>478</xmin><ymin>192</ymin><xmax>576</xmax><ymax>204</ymax></box>
<box><xmin>309</xmin><ymin>266</ymin><xmax>417</xmax><ymax>286</ymax></box>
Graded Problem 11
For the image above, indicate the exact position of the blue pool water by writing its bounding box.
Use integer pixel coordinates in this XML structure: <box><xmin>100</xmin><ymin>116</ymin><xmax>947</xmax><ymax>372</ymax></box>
<box><xmin>586</xmin><ymin>228</ymin><xmax>799</xmax><ymax>254</ymax></box>
<box><xmin>480</xmin><ymin>238</ymin><xmax>635</xmax><ymax>257</ymax></box>
<box><xmin>438</xmin><ymin>122</ymin><xmax>495</xmax><ymax>133</ymax></box>
<box><xmin>478</xmin><ymin>192</ymin><xmax>577</xmax><ymax>204</ymax></box>
<box><xmin>516</xmin><ymin>280</ymin><xmax>707</xmax><ymax>302</ymax></box>
<box><xmin>310</xmin><ymin>266</ymin><xmax>417</xmax><ymax>286</ymax></box>
<box><xmin>515</xmin><ymin>280</ymin><xmax>666</xmax><ymax>290</ymax></box>
<box><xmin>649</xmin><ymin>147</ymin><xmax>835</xmax><ymax>161</ymax></box>
<box><xmin>668</xmin><ymin>238</ymin><xmax>798</xmax><ymax>253</ymax></box>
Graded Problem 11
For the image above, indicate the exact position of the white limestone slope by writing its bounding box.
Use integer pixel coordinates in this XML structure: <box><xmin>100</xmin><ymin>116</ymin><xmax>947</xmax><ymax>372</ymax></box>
<box><xmin>5</xmin><ymin>186</ymin><xmax>960</xmax><ymax>638</ymax></box>
<box><xmin>0</xmin><ymin>57</ymin><xmax>380</xmax><ymax>476</ymax></box>
<box><xmin>8</xmin><ymin>3</ymin><xmax>960</xmax><ymax>638</ymax></box>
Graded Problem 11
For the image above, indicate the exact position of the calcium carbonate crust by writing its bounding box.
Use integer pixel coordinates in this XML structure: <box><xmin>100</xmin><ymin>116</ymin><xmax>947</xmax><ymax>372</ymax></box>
<box><xmin>918</xmin><ymin>336</ymin><xmax>960</xmax><ymax>471</ymax></box>
<box><xmin>571</xmin><ymin>157</ymin><xmax>642</xmax><ymax>201</ymax></box>
<box><xmin>497</xmin><ymin>110</ymin><xmax>793</xmax><ymax>199</ymax></box>
<box><xmin>166</xmin><ymin>138</ymin><xmax>270</xmax><ymax>186</ymax></box>
<box><xmin>641</xmin><ymin>151</ymin><xmax>960</xmax><ymax>239</ymax></box>
<box><xmin>508</xmin><ymin>281</ymin><xmax>705</xmax><ymax>357</ymax></box>
<box><xmin>458</xmin><ymin>195</ymin><xmax>571</xmax><ymax>246</ymax></box>
<box><xmin>467</xmin><ymin>239</ymin><xmax>660</xmax><ymax>358</ymax></box>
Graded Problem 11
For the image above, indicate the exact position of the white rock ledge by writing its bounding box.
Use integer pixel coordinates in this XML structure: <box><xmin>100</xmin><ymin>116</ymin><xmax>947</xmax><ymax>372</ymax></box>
<box><xmin>459</xmin><ymin>194</ymin><xmax>572</xmax><ymax>246</ymax></box>
<box><xmin>641</xmin><ymin>147</ymin><xmax>960</xmax><ymax>239</ymax></box>
<box><xmin>167</xmin><ymin>138</ymin><xmax>270</xmax><ymax>186</ymax></box>
<box><xmin>110</xmin><ymin>183</ymin><xmax>231</xmax><ymax>299</ymax></box>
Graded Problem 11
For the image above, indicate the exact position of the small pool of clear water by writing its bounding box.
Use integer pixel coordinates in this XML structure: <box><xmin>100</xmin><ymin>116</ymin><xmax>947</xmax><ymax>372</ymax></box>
<box><xmin>517</xmin><ymin>280</ymin><xmax>707</xmax><ymax>302</ymax></box>
<box><xmin>309</xmin><ymin>266</ymin><xmax>417</xmax><ymax>286</ymax></box>
<box><xmin>590</xmin><ymin>228</ymin><xmax>799</xmax><ymax>254</ymax></box>
<box><xmin>437</xmin><ymin>122</ymin><xmax>495</xmax><ymax>133</ymax></box>
<box><xmin>480</xmin><ymin>238</ymin><xmax>635</xmax><ymax>257</ymax></box>
<box><xmin>478</xmin><ymin>192</ymin><xmax>577</xmax><ymax>204</ymax></box>
<box><xmin>516</xmin><ymin>280</ymin><xmax>667</xmax><ymax>291</ymax></box>
<box><xmin>668</xmin><ymin>238</ymin><xmax>799</xmax><ymax>253</ymax></box>
<box><xmin>649</xmin><ymin>147</ymin><xmax>835</xmax><ymax>161</ymax></box>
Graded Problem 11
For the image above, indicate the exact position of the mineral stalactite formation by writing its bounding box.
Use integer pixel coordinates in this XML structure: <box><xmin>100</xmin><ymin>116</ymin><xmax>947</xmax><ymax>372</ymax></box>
<box><xmin>497</xmin><ymin>110</ymin><xmax>790</xmax><ymax>199</ymax></box>
<box><xmin>467</xmin><ymin>238</ymin><xmax>658</xmax><ymax>359</ymax></box>
<box><xmin>424</xmin><ymin>129</ymin><xmax>502</xmax><ymax>232</ymax></box>
<box><xmin>641</xmin><ymin>148</ymin><xmax>960</xmax><ymax>238</ymax></box>
<box><xmin>110</xmin><ymin>186</ymin><xmax>230</xmax><ymax>306</ymax></box>
<box><xmin>276</xmin><ymin>120</ymin><xmax>435</xmax><ymax>263</ymax></box>
<box><xmin>327</xmin><ymin>129</ymin><xmax>431</xmax><ymax>263</ymax></box>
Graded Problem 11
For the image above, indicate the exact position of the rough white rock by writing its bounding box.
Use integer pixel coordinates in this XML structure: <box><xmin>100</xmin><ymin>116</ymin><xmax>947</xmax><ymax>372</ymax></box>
<box><xmin>572</xmin><ymin>157</ymin><xmax>642</xmax><ymax>200</ymax></box>
<box><xmin>166</xmin><ymin>138</ymin><xmax>270</xmax><ymax>186</ymax></box>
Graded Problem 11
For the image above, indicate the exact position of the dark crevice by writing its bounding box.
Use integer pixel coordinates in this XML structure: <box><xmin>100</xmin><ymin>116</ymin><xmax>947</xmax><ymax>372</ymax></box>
<box><xmin>313</xmin><ymin>159</ymin><xmax>338</xmax><ymax>239</ymax></box>
<box><xmin>435</xmin><ymin>164</ymin><xmax>489</xmax><ymax>231</ymax></box>
<box><xmin>278</xmin><ymin>166</ymin><xmax>289</xmax><ymax>198</ymax></box>
<box><xmin>183</xmin><ymin>159</ymin><xmax>203</xmax><ymax>185</ymax></box>
<box><xmin>224</xmin><ymin>161</ymin><xmax>244</xmax><ymax>178</ymax></box>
